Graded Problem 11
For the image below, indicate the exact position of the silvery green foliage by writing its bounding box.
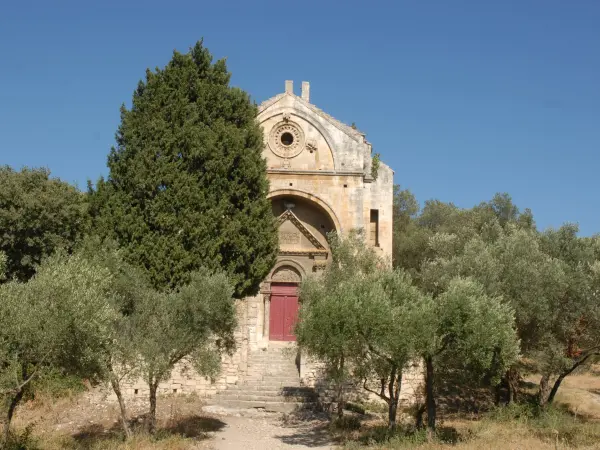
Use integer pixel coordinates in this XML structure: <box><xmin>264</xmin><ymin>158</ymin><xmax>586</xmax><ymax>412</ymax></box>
<box><xmin>134</xmin><ymin>268</ymin><xmax>236</xmax><ymax>381</ymax></box>
<box><xmin>430</xmin><ymin>278</ymin><xmax>520</xmax><ymax>383</ymax></box>
<box><xmin>297</xmin><ymin>231</ymin><xmax>426</xmax><ymax>427</ymax></box>
<box><xmin>397</xmin><ymin>189</ymin><xmax>600</xmax><ymax>403</ymax></box>
<box><xmin>297</xmin><ymin>230</ymin><xmax>387</xmax><ymax>378</ymax></box>
<box><xmin>0</xmin><ymin>252</ymin><xmax>117</xmax><ymax>437</ymax></box>
<box><xmin>132</xmin><ymin>268</ymin><xmax>237</xmax><ymax>431</ymax></box>
<box><xmin>297</xmin><ymin>231</ymin><xmax>518</xmax><ymax>430</ymax></box>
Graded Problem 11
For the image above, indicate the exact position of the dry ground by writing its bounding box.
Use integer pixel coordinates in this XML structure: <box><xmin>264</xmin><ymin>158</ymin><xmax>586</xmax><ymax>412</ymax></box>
<box><xmin>10</xmin><ymin>388</ymin><xmax>336</xmax><ymax>449</ymax></box>
<box><xmin>339</xmin><ymin>367</ymin><xmax>600</xmax><ymax>449</ymax></box>
<box><xmin>6</xmin><ymin>367</ymin><xmax>600</xmax><ymax>449</ymax></box>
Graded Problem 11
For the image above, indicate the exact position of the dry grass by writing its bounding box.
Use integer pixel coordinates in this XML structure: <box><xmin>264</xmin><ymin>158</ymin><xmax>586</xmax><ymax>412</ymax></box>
<box><xmin>5</xmin><ymin>366</ymin><xmax>600</xmax><ymax>449</ymax></box>
<box><xmin>342</xmin><ymin>412</ymin><xmax>600</xmax><ymax>449</ymax></box>
<box><xmin>523</xmin><ymin>366</ymin><xmax>600</xmax><ymax>420</ymax></box>
<box><xmin>6</xmin><ymin>389</ymin><xmax>220</xmax><ymax>450</ymax></box>
<box><xmin>36</xmin><ymin>432</ymin><xmax>198</xmax><ymax>450</ymax></box>
<box><xmin>341</xmin><ymin>366</ymin><xmax>600</xmax><ymax>449</ymax></box>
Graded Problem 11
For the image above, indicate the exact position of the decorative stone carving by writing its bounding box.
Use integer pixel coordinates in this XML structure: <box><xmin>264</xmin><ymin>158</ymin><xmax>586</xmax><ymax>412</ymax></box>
<box><xmin>280</xmin><ymin>231</ymin><xmax>301</xmax><ymax>245</ymax></box>
<box><xmin>313</xmin><ymin>260</ymin><xmax>327</xmax><ymax>272</ymax></box>
<box><xmin>306</xmin><ymin>139</ymin><xmax>317</xmax><ymax>153</ymax></box>
<box><xmin>272</xmin><ymin>267</ymin><xmax>302</xmax><ymax>283</ymax></box>
<box><xmin>282</xmin><ymin>112</ymin><xmax>291</xmax><ymax>122</ymax></box>
<box><xmin>276</xmin><ymin>209</ymin><xmax>326</xmax><ymax>250</ymax></box>
<box><xmin>269</xmin><ymin>120</ymin><xmax>305</xmax><ymax>159</ymax></box>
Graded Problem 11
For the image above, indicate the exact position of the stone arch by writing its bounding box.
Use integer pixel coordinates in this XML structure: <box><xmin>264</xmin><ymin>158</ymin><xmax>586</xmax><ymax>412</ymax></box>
<box><xmin>268</xmin><ymin>259</ymin><xmax>306</xmax><ymax>283</ymax></box>
<box><xmin>259</xmin><ymin>107</ymin><xmax>338</xmax><ymax>170</ymax></box>
<box><xmin>268</xmin><ymin>189</ymin><xmax>343</xmax><ymax>234</ymax></box>
<box><xmin>271</xmin><ymin>265</ymin><xmax>302</xmax><ymax>284</ymax></box>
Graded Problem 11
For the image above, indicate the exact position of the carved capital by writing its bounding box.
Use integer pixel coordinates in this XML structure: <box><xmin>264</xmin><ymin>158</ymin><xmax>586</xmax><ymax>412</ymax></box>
<box><xmin>313</xmin><ymin>260</ymin><xmax>327</xmax><ymax>272</ymax></box>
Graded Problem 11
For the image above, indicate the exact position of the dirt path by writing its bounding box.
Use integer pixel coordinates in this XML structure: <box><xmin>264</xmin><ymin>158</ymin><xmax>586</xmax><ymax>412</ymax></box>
<box><xmin>13</xmin><ymin>390</ymin><xmax>338</xmax><ymax>449</ymax></box>
<box><xmin>201</xmin><ymin>406</ymin><xmax>336</xmax><ymax>450</ymax></box>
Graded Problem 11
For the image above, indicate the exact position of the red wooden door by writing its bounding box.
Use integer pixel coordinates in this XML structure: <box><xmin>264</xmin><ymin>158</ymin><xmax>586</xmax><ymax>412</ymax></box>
<box><xmin>269</xmin><ymin>283</ymin><xmax>299</xmax><ymax>341</ymax></box>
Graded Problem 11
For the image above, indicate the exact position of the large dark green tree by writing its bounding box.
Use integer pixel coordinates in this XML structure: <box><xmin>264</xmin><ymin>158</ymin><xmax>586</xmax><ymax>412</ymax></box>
<box><xmin>90</xmin><ymin>41</ymin><xmax>278</xmax><ymax>295</ymax></box>
<box><xmin>0</xmin><ymin>166</ymin><xmax>89</xmax><ymax>282</ymax></box>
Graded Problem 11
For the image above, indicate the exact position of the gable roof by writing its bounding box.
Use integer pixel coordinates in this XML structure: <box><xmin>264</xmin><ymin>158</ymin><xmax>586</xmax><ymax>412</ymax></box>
<box><xmin>258</xmin><ymin>92</ymin><xmax>366</xmax><ymax>142</ymax></box>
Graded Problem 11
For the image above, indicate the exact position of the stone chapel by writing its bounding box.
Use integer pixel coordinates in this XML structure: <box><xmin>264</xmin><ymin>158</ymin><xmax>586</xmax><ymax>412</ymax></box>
<box><xmin>127</xmin><ymin>80</ymin><xmax>395</xmax><ymax>408</ymax></box>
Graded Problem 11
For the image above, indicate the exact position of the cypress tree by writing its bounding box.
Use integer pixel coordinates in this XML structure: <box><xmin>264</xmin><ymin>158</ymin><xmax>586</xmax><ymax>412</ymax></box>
<box><xmin>91</xmin><ymin>41</ymin><xmax>278</xmax><ymax>296</ymax></box>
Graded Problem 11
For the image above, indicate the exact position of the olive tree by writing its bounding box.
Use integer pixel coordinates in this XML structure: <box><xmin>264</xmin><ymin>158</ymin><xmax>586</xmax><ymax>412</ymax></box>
<box><xmin>132</xmin><ymin>269</ymin><xmax>237</xmax><ymax>433</ymax></box>
<box><xmin>298</xmin><ymin>232</ymin><xmax>430</xmax><ymax>430</ymax></box>
<box><xmin>297</xmin><ymin>231</ymin><xmax>381</xmax><ymax>418</ymax></box>
<box><xmin>419</xmin><ymin>223</ymin><xmax>600</xmax><ymax>406</ymax></box>
<box><xmin>418</xmin><ymin>278</ymin><xmax>519</xmax><ymax>435</ymax></box>
<box><xmin>0</xmin><ymin>253</ymin><xmax>115</xmax><ymax>446</ymax></box>
<box><xmin>74</xmin><ymin>238</ymin><xmax>152</xmax><ymax>439</ymax></box>
<box><xmin>534</xmin><ymin>225</ymin><xmax>600</xmax><ymax>405</ymax></box>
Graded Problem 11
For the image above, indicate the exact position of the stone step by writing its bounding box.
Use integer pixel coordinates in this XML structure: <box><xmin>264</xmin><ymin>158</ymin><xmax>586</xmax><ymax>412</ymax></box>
<box><xmin>245</xmin><ymin>371</ymin><xmax>299</xmax><ymax>377</ymax></box>
<box><xmin>248</xmin><ymin>354</ymin><xmax>296</xmax><ymax>359</ymax></box>
<box><xmin>239</xmin><ymin>384</ymin><xmax>303</xmax><ymax>390</ymax></box>
<box><xmin>215</xmin><ymin>393</ymin><xmax>314</xmax><ymax>402</ymax></box>
<box><xmin>239</xmin><ymin>382</ymin><xmax>302</xmax><ymax>389</ymax></box>
<box><xmin>247</xmin><ymin>361</ymin><xmax>294</xmax><ymax>364</ymax></box>
<box><xmin>211</xmin><ymin>399</ymin><xmax>317</xmax><ymax>413</ymax></box>
<box><xmin>248</xmin><ymin>362</ymin><xmax>296</xmax><ymax>366</ymax></box>
<box><xmin>252</xmin><ymin>375</ymin><xmax>300</xmax><ymax>381</ymax></box>
<box><xmin>221</xmin><ymin>386</ymin><xmax>316</xmax><ymax>395</ymax></box>
<box><xmin>246</xmin><ymin>367</ymin><xmax>296</xmax><ymax>372</ymax></box>
<box><xmin>217</xmin><ymin>391</ymin><xmax>318</xmax><ymax>400</ymax></box>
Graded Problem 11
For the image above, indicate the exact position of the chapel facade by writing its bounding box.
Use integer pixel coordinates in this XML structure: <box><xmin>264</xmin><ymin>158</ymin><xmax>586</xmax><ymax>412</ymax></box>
<box><xmin>251</xmin><ymin>80</ymin><xmax>393</xmax><ymax>348</ymax></box>
<box><xmin>125</xmin><ymin>81</ymin><xmax>395</xmax><ymax>401</ymax></box>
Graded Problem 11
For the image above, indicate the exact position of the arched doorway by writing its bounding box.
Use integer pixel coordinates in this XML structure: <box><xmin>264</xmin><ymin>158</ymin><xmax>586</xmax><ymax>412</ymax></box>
<box><xmin>263</xmin><ymin>193</ymin><xmax>338</xmax><ymax>342</ymax></box>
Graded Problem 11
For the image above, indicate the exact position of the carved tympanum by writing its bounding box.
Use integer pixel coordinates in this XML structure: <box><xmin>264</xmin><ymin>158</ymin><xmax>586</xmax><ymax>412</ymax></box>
<box><xmin>271</xmin><ymin>267</ymin><xmax>302</xmax><ymax>283</ymax></box>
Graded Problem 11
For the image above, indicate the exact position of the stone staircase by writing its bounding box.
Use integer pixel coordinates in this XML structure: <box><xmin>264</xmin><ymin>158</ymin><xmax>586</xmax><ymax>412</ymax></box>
<box><xmin>212</xmin><ymin>344</ymin><xmax>318</xmax><ymax>412</ymax></box>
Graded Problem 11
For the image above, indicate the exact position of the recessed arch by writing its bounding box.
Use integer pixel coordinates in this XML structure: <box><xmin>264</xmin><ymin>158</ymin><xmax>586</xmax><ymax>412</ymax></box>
<box><xmin>267</xmin><ymin>189</ymin><xmax>343</xmax><ymax>234</ymax></box>
<box><xmin>269</xmin><ymin>259</ymin><xmax>307</xmax><ymax>280</ymax></box>
<box><xmin>270</xmin><ymin>265</ymin><xmax>302</xmax><ymax>284</ymax></box>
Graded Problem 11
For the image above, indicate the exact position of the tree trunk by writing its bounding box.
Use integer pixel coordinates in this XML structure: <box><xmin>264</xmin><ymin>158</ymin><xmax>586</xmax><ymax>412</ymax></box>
<box><xmin>387</xmin><ymin>367</ymin><xmax>401</xmax><ymax>432</ymax></box>
<box><xmin>336</xmin><ymin>356</ymin><xmax>345</xmax><ymax>419</ymax></box>
<box><xmin>1</xmin><ymin>387</ymin><xmax>25</xmax><ymax>449</ymax></box>
<box><xmin>110</xmin><ymin>374</ymin><xmax>132</xmax><ymax>439</ymax></box>
<box><xmin>494</xmin><ymin>383</ymin><xmax>502</xmax><ymax>406</ymax></box>
<box><xmin>425</xmin><ymin>356</ymin><xmax>436</xmax><ymax>439</ymax></box>
<box><xmin>546</xmin><ymin>353</ymin><xmax>597</xmax><ymax>405</ymax></box>
<box><xmin>507</xmin><ymin>368</ymin><xmax>519</xmax><ymax>404</ymax></box>
<box><xmin>1</xmin><ymin>364</ymin><xmax>28</xmax><ymax>450</ymax></box>
<box><xmin>538</xmin><ymin>374</ymin><xmax>551</xmax><ymax>407</ymax></box>
<box><xmin>148</xmin><ymin>379</ymin><xmax>159</xmax><ymax>434</ymax></box>
<box><xmin>547</xmin><ymin>375</ymin><xmax>565</xmax><ymax>405</ymax></box>
<box><xmin>415</xmin><ymin>403</ymin><xmax>426</xmax><ymax>429</ymax></box>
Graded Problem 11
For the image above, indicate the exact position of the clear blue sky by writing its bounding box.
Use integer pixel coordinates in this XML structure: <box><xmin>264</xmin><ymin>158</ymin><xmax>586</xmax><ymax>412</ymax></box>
<box><xmin>1</xmin><ymin>1</ymin><xmax>599</xmax><ymax>234</ymax></box>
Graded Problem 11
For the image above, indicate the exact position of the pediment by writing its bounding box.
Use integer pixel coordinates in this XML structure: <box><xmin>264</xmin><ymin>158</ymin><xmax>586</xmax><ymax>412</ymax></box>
<box><xmin>276</xmin><ymin>209</ymin><xmax>326</xmax><ymax>251</ymax></box>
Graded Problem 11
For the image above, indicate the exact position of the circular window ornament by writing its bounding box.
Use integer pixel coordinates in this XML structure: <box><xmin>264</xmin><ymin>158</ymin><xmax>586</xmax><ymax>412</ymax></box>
<box><xmin>268</xmin><ymin>120</ymin><xmax>305</xmax><ymax>158</ymax></box>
